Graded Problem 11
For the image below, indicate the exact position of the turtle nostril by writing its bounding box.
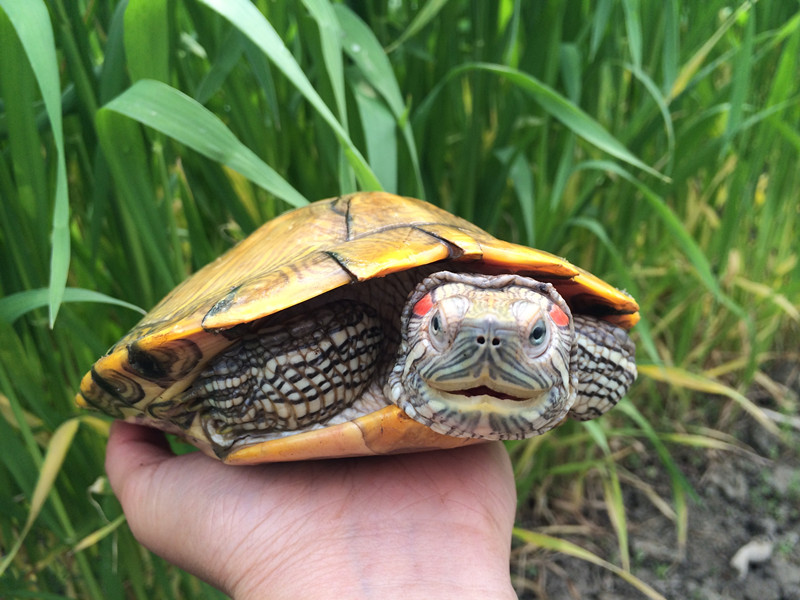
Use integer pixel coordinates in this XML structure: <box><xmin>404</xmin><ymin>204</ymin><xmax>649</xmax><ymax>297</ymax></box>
<box><xmin>476</xmin><ymin>335</ymin><xmax>486</xmax><ymax>345</ymax></box>
<box><xmin>491</xmin><ymin>337</ymin><xmax>501</xmax><ymax>346</ymax></box>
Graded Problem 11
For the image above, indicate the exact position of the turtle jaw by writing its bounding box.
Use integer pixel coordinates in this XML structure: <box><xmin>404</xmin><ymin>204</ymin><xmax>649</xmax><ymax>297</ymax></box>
<box><xmin>388</xmin><ymin>373</ymin><xmax>575</xmax><ymax>440</ymax></box>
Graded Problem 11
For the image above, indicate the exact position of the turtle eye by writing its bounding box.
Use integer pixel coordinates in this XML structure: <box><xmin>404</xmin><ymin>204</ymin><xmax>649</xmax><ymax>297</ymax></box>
<box><xmin>428</xmin><ymin>310</ymin><xmax>448</xmax><ymax>347</ymax></box>
<box><xmin>529</xmin><ymin>318</ymin><xmax>549</xmax><ymax>349</ymax></box>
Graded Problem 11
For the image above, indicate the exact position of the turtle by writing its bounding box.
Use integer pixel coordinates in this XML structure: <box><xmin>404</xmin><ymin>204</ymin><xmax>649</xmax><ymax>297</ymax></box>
<box><xmin>77</xmin><ymin>192</ymin><xmax>638</xmax><ymax>464</ymax></box>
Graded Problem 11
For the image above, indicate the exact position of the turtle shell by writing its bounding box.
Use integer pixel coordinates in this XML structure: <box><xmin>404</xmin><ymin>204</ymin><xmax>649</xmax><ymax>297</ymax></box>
<box><xmin>77</xmin><ymin>192</ymin><xmax>638</xmax><ymax>463</ymax></box>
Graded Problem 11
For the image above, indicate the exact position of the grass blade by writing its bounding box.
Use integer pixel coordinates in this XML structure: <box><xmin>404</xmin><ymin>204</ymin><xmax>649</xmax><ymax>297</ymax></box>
<box><xmin>352</xmin><ymin>78</ymin><xmax>398</xmax><ymax>191</ymax></box>
<box><xmin>416</xmin><ymin>62</ymin><xmax>668</xmax><ymax>181</ymax></box>
<box><xmin>572</xmin><ymin>160</ymin><xmax>727</xmax><ymax>304</ymax></box>
<box><xmin>334</xmin><ymin>4</ymin><xmax>424</xmax><ymax>195</ymax></box>
<box><xmin>583</xmin><ymin>421</ymin><xmax>630</xmax><ymax>571</ymax></box>
<box><xmin>661</xmin><ymin>0</ymin><xmax>679</xmax><ymax>91</ymax></box>
<box><xmin>626</xmin><ymin>64</ymin><xmax>676</xmax><ymax>167</ymax></box>
<box><xmin>196</xmin><ymin>0</ymin><xmax>381</xmax><ymax>191</ymax></box>
<box><xmin>101</xmin><ymin>79</ymin><xmax>308</xmax><ymax>208</ymax></box>
<box><xmin>720</xmin><ymin>4</ymin><xmax>754</xmax><ymax>155</ymax></box>
<box><xmin>300</xmin><ymin>0</ymin><xmax>355</xmax><ymax>194</ymax></box>
<box><xmin>0</xmin><ymin>0</ymin><xmax>69</xmax><ymax>327</ymax></box>
<box><xmin>0</xmin><ymin>418</ymin><xmax>79</xmax><ymax>577</ymax></box>
<box><xmin>513</xmin><ymin>528</ymin><xmax>667</xmax><ymax>600</ymax></box>
<box><xmin>568</xmin><ymin>215</ymin><xmax>659</xmax><ymax>363</ymax></box>
<box><xmin>613</xmin><ymin>400</ymin><xmax>693</xmax><ymax>554</ymax></box>
<box><xmin>300</xmin><ymin>0</ymin><xmax>346</xmax><ymax>121</ymax></box>
<box><xmin>0</xmin><ymin>287</ymin><xmax>146</xmax><ymax>324</ymax></box>
<box><xmin>668</xmin><ymin>0</ymin><xmax>754</xmax><ymax>101</ymax></box>
<box><xmin>72</xmin><ymin>514</ymin><xmax>127</xmax><ymax>553</ymax></box>
<box><xmin>501</xmin><ymin>149</ymin><xmax>536</xmax><ymax>245</ymax></box>
<box><xmin>638</xmin><ymin>364</ymin><xmax>783</xmax><ymax>436</ymax></box>
<box><xmin>385</xmin><ymin>0</ymin><xmax>450</xmax><ymax>53</ymax></box>
<box><xmin>124</xmin><ymin>0</ymin><xmax>170</xmax><ymax>83</ymax></box>
<box><xmin>194</xmin><ymin>28</ymin><xmax>244</xmax><ymax>105</ymax></box>
<box><xmin>621</xmin><ymin>0</ymin><xmax>642</xmax><ymax>68</ymax></box>
<box><xmin>589</xmin><ymin>0</ymin><xmax>614</xmax><ymax>60</ymax></box>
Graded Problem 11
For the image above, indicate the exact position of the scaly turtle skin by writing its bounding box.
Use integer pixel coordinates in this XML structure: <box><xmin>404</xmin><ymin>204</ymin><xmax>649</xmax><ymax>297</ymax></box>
<box><xmin>77</xmin><ymin>192</ymin><xmax>639</xmax><ymax>464</ymax></box>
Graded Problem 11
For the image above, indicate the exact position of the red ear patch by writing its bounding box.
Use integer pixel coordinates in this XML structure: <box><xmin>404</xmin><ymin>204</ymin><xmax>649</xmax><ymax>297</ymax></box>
<box><xmin>413</xmin><ymin>292</ymin><xmax>434</xmax><ymax>317</ymax></box>
<box><xmin>549</xmin><ymin>304</ymin><xmax>569</xmax><ymax>327</ymax></box>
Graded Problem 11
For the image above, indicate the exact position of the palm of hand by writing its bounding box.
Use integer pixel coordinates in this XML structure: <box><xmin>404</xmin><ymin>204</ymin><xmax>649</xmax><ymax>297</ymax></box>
<box><xmin>106</xmin><ymin>422</ymin><xmax>517</xmax><ymax>600</ymax></box>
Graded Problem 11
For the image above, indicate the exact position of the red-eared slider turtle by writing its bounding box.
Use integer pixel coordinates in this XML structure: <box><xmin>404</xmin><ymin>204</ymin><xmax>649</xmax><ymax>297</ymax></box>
<box><xmin>77</xmin><ymin>192</ymin><xmax>638</xmax><ymax>464</ymax></box>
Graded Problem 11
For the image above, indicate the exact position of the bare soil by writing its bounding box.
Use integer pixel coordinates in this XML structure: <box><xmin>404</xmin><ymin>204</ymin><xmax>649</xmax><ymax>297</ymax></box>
<box><xmin>512</xmin><ymin>361</ymin><xmax>800</xmax><ymax>599</ymax></box>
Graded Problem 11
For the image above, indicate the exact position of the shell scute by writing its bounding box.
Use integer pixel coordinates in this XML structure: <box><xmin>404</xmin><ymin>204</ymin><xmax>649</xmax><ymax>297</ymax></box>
<box><xmin>200</xmin><ymin>250</ymin><xmax>355</xmax><ymax>330</ymax></box>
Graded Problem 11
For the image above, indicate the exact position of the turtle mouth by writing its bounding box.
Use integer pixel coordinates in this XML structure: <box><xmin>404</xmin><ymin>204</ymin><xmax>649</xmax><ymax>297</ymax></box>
<box><xmin>453</xmin><ymin>385</ymin><xmax>528</xmax><ymax>401</ymax></box>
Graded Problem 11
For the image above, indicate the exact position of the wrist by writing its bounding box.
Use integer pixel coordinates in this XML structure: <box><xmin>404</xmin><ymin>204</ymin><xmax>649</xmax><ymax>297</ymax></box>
<box><xmin>231</xmin><ymin>520</ymin><xmax>516</xmax><ymax>600</ymax></box>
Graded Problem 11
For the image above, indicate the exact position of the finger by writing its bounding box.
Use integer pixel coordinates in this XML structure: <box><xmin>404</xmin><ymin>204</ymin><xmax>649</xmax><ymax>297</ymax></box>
<box><xmin>105</xmin><ymin>421</ymin><xmax>243</xmax><ymax>590</ymax></box>
<box><xmin>105</xmin><ymin>421</ymin><xmax>173</xmax><ymax>497</ymax></box>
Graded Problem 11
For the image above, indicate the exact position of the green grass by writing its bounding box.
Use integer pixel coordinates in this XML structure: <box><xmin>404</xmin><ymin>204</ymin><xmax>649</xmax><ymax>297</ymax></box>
<box><xmin>1</xmin><ymin>0</ymin><xmax>798</xmax><ymax>597</ymax></box>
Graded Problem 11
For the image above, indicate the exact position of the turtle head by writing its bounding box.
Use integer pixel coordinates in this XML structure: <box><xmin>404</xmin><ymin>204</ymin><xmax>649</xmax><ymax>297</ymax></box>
<box><xmin>387</xmin><ymin>271</ymin><xmax>578</xmax><ymax>440</ymax></box>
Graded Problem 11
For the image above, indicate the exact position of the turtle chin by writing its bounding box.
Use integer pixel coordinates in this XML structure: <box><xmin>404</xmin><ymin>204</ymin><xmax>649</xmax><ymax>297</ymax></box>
<box><xmin>387</xmin><ymin>370</ymin><xmax>576</xmax><ymax>441</ymax></box>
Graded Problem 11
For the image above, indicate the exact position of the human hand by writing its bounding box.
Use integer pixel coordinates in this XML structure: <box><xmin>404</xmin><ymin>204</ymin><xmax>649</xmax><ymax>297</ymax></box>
<box><xmin>105</xmin><ymin>421</ymin><xmax>518</xmax><ymax>600</ymax></box>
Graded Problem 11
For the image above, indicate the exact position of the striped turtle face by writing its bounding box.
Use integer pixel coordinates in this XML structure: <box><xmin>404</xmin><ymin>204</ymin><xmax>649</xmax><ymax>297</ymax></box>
<box><xmin>387</xmin><ymin>271</ymin><xmax>578</xmax><ymax>440</ymax></box>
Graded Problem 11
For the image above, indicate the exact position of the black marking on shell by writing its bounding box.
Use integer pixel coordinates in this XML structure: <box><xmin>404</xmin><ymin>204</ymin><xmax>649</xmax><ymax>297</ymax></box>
<box><xmin>330</xmin><ymin>195</ymin><xmax>350</xmax><ymax>217</ymax></box>
<box><xmin>337</xmin><ymin>221</ymin><xmax>465</xmax><ymax>244</ymax></box>
<box><xmin>91</xmin><ymin>368</ymin><xmax>144</xmax><ymax>405</ymax></box>
<box><xmin>410</xmin><ymin>225</ymin><xmax>466</xmax><ymax>260</ymax></box>
<box><xmin>569</xmin><ymin>293</ymin><xmax>637</xmax><ymax>317</ymax></box>
<box><xmin>78</xmin><ymin>385</ymin><xmax>126</xmax><ymax>418</ymax></box>
<box><xmin>214</xmin><ymin>322</ymin><xmax>255</xmax><ymax>340</ymax></box>
<box><xmin>341</xmin><ymin>196</ymin><xmax>354</xmax><ymax>241</ymax></box>
<box><xmin>203</xmin><ymin>285</ymin><xmax>242</xmax><ymax>325</ymax></box>
<box><xmin>126</xmin><ymin>338</ymin><xmax>202</xmax><ymax>384</ymax></box>
<box><xmin>126</xmin><ymin>344</ymin><xmax>167</xmax><ymax>380</ymax></box>
<box><xmin>526</xmin><ymin>272</ymin><xmax>576</xmax><ymax>282</ymax></box>
<box><xmin>324</xmin><ymin>251</ymin><xmax>360</xmax><ymax>283</ymax></box>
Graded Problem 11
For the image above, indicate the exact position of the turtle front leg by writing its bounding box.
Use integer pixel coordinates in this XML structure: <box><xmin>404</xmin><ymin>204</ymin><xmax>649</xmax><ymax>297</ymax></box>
<box><xmin>568</xmin><ymin>315</ymin><xmax>637</xmax><ymax>421</ymax></box>
<box><xmin>175</xmin><ymin>300</ymin><xmax>386</xmax><ymax>457</ymax></box>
